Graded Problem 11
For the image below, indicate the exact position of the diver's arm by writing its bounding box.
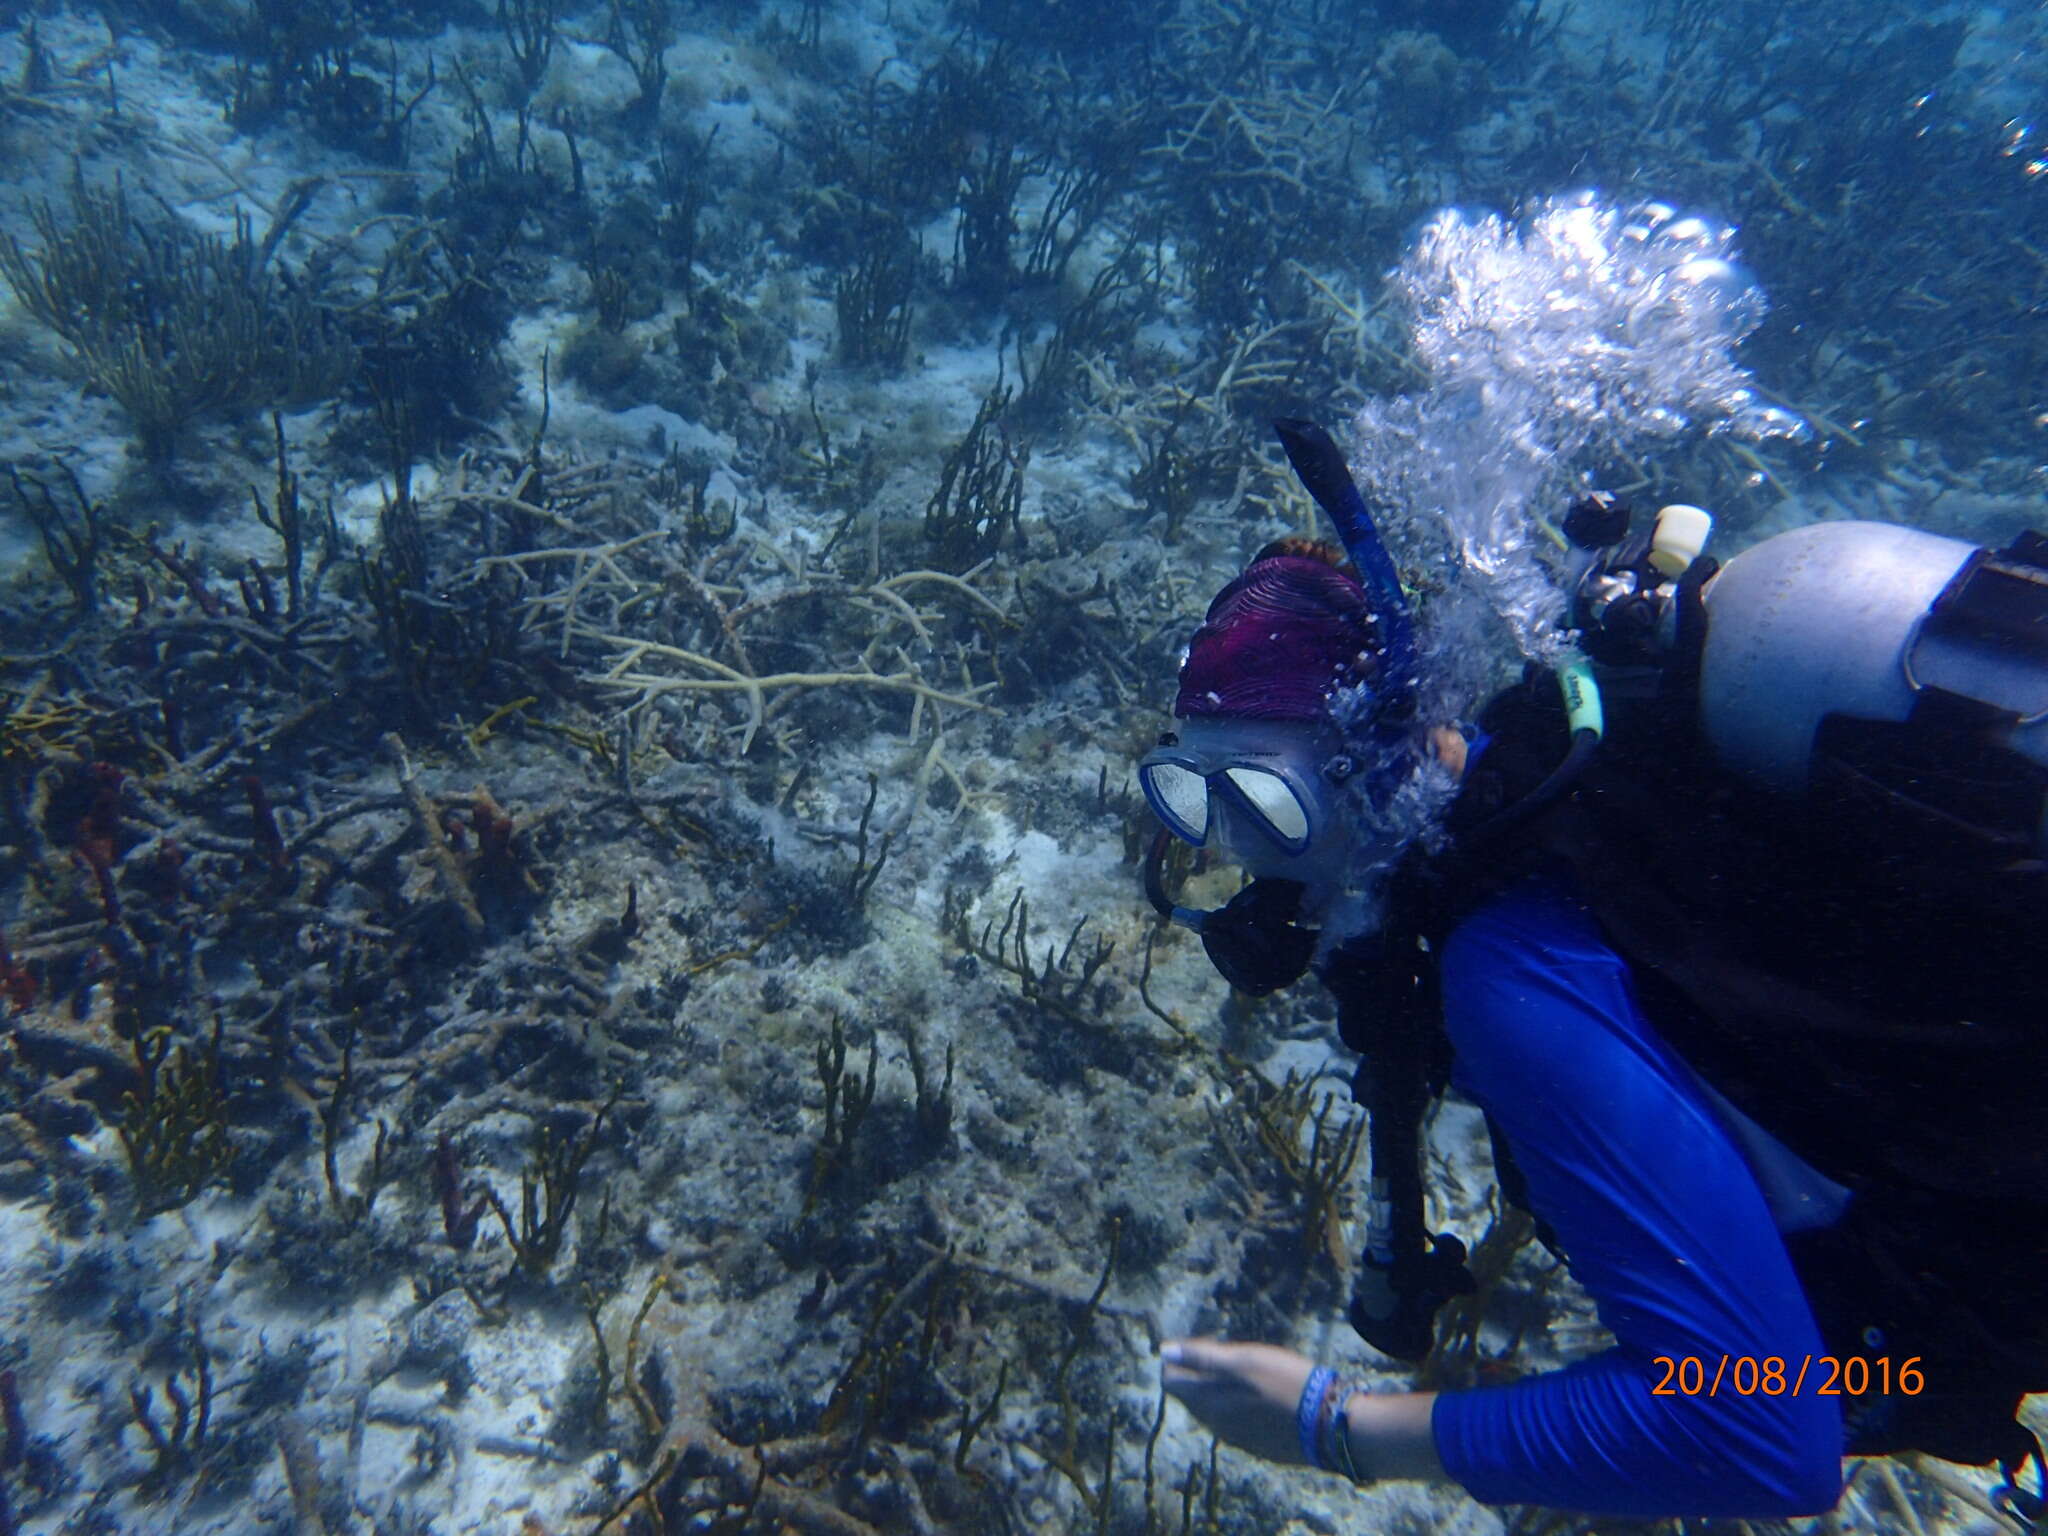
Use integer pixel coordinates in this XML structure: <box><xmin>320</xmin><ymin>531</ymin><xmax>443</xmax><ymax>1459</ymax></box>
<box><xmin>1430</xmin><ymin>878</ymin><xmax>1843</xmax><ymax>1519</ymax></box>
<box><xmin>1341</xmin><ymin>1388</ymin><xmax>1444</xmax><ymax>1481</ymax></box>
<box><xmin>1159</xmin><ymin>1339</ymin><xmax>1445</xmax><ymax>1480</ymax></box>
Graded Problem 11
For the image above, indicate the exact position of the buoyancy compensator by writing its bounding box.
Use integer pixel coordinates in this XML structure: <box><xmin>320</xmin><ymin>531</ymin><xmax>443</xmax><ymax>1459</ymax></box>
<box><xmin>1529</xmin><ymin>508</ymin><xmax>2048</xmax><ymax>1476</ymax></box>
<box><xmin>1363</xmin><ymin>504</ymin><xmax>2048</xmax><ymax>1358</ymax></box>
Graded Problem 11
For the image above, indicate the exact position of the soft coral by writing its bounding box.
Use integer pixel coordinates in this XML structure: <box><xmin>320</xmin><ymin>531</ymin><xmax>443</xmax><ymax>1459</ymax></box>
<box><xmin>0</xmin><ymin>931</ymin><xmax>31</xmax><ymax>1013</ymax></box>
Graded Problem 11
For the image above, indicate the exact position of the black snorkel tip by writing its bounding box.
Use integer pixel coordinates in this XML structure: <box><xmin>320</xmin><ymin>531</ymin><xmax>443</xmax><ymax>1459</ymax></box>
<box><xmin>1272</xmin><ymin>418</ymin><xmax>1357</xmax><ymax>519</ymax></box>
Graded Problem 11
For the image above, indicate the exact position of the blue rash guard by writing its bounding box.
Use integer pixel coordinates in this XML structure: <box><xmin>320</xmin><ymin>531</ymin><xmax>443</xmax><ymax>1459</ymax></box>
<box><xmin>1425</xmin><ymin>878</ymin><xmax>1846</xmax><ymax>1518</ymax></box>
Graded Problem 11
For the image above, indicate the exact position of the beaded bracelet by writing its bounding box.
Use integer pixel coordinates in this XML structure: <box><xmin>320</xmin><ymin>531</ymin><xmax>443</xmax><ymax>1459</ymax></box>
<box><xmin>1296</xmin><ymin>1365</ymin><xmax>1338</xmax><ymax>1469</ymax></box>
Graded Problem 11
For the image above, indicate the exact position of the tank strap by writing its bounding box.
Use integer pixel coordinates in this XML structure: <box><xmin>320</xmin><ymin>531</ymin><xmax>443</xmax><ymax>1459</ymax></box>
<box><xmin>1920</xmin><ymin>530</ymin><xmax>2048</xmax><ymax>663</ymax></box>
<box><xmin>1906</xmin><ymin>528</ymin><xmax>2048</xmax><ymax>733</ymax></box>
<box><xmin>1819</xmin><ymin>528</ymin><xmax>2048</xmax><ymax>861</ymax></box>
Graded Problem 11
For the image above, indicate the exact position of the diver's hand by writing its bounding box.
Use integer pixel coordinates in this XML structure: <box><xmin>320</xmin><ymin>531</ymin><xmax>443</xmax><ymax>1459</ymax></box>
<box><xmin>1159</xmin><ymin>1338</ymin><xmax>1315</xmax><ymax>1465</ymax></box>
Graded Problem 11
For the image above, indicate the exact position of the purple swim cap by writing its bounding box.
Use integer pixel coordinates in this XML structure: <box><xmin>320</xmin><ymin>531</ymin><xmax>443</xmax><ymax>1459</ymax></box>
<box><xmin>1174</xmin><ymin>552</ymin><xmax>1383</xmax><ymax>721</ymax></box>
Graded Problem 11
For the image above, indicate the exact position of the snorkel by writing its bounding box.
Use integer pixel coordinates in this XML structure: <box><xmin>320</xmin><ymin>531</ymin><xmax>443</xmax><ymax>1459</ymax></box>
<box><xmin>1272</xmin><ymin>418</ymin><xmax>1415</xmax><ymax>690</ymax></box>
<box><xmin>1272</xmin><ymin>418</ymin><xmax>1423</xmax><ymax>808</ymax></box>
<box><xmin>1277</xmin><ymin>412</ymin><xmax>1613</xmax><ymax>863</ymax></box>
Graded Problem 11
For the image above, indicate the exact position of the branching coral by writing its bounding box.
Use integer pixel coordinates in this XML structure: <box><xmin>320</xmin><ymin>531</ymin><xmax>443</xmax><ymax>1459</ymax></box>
<box><xmin>496</xmin><ymin>0</ymin><xmax>560</xmax><ymax>103</ymax></box>
<box><xmin>117</xmin><ymin>1018</ymin><xmax>235</xmax><ymax>1220</ymax></box>
<box><xmin>954</xmin><ymin>135</ymin><xmax>1032</xmax><ymax>298</ymax></box>
<box><xmin>315</xmin><ymin>1029</ymin><xmax>392</xmax><ymax>1229</ymax></box>
<box><xmin>3</xmin><ymin>460</ymin><xmax>105</xmax><ymax>614</ymax></box>
<box><xmin>834</xmin><ymin>230</ymin><xmax>917</xmax><ymax>370</ymax></box>
<box><xmin>370</xmin><ymin>440</ymin><xmax>1013</xmax><ymax>762</ymax></box>
<box><xmin>602</xmin><ymin>0</ymin><xmax>673</xmax><ymax>124</ymax></box>
<box><xmin>0</xmin><ymin>179</ymin><xmax>348</xmax><ymax>458</ymax></box>
<box><xmin>248</xmin><ymin>415</ymin><xmax>344</xmax><ymax>623</ymax></box>
<box><xmin>1038</xmin><ymin>1223</ymin><xmax>1123</xmax><ymax>1528</ymax></box>
<box><xmin>840</xmin><ymin>774</ymin><xmax>893</xmax><ymax>907</ymax></box>
<box><xmin>488</xmin><ymin>1086</ymin><xmax>619</xmax><ymax>1277</ymax></box>
<box><xmin>128</xmin><ymin>1313</ymin><xmax>214</xmax><ymax>1498</ymax></box>
<box><xmin>591</xmin><ymin>635</ymin><xmax>996</xmax><ymax>759</ymax></box>
<box><xmin>1010</xmin><ymin>252</ymin><xmax>1144</xmax><ymax>426</ymax></box>
<box><xmin>351</xmin><ymin>225</ymin><xmax>517</xmax><ymax>450</ymax></box>
<box><xmin>1213</xmin><ymin>1069</ymin><xmax>1364</xmax><ymax>1271</ymax></box>
<box><xmin>1132</xmin><ymin>13</ymin><xmax>1367</xmax><ymax>322</ymax></box>
<box><xmin>599</xmin><ymin>1227</ymin><xmax>1191</xmax><ymax>1535</ymax></box>
<box><xmin>902</xmin><ymin>1022</ymin><xmax>955</xmax><ymax>1142</ymax></box>
<box><xmin>600</xmin><ymin>1256</ymin><xmax>966</xmax><ymax>1533</ymax></box>
<box><xmin>953</xmin><ymin>888</ymin><xmax>1116</xmax><ymax>1028</ymax></box>
<box><xmin>800</xmin><ymin>1015</ymin><xmax>877</xmax><ymax>1218</ymax></box>
<box><xmin>925</xmin><ymin>384</ymin><xmax>1027</xmax><ymax>572</ymax></box>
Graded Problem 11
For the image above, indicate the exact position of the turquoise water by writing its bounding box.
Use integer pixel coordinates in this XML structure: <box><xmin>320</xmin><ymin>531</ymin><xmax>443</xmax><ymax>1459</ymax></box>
<box><xmin>0</xmin><ymin>0</ymin><xmax>2039</xmax><ymax>1531</ymax></box>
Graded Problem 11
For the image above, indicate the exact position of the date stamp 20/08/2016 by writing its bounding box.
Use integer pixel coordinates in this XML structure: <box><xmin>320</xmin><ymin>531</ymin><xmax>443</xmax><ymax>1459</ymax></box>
<box><xmin>1650</xmin><ymin>1356</ymin><xmax>1925</xmax><ymax>1398</ymax></box>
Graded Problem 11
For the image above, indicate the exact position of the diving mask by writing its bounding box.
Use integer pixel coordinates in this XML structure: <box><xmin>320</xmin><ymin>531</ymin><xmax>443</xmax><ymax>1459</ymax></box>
<box><xmin>1139</xmin><ymin>717</ymin><xmax>1429</xmax><ymax>993</ymax></box>
<box><xmin>1138</xmin><ymin>718</ymin><xmax>1353</xmax><ymax>880</ymax></box>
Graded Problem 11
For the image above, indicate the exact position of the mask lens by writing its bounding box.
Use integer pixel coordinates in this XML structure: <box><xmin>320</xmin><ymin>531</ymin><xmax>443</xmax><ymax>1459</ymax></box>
<box><xmin>1142</xmin><ymin>762</ymin><xmax>1210</xmax><ymax>843</ymax></box>
<box><xmin>1224</xmin><ymin>767</ymin><xmax>1310</xmax><ymax>849</ymax></box>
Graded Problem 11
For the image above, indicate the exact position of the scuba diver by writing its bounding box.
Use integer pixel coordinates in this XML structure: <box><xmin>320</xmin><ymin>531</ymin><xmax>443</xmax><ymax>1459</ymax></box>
<box><xmin>1143</xmin><ymin>419</ymin><xmax>2048</xmax><ymax>1519</ymax></box>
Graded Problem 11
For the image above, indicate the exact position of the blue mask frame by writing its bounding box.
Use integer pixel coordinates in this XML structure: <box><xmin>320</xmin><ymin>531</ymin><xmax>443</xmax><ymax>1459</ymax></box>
<box><xmin>1138</xmin><ymin>748</ymin><xmax>1320</xmax><ymax>856</ymax></box>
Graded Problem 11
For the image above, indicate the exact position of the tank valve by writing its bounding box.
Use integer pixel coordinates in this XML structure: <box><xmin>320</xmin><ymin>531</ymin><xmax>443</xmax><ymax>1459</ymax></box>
<box><xmin>1566</xmin><ymin>495</ymin><xmax>1714</xmax><ymax>664</ymax></box>
<box><xmin>1563</xmin><ymin>491</ymin><xmax>1631</xmax><ymax>550</ymax></box>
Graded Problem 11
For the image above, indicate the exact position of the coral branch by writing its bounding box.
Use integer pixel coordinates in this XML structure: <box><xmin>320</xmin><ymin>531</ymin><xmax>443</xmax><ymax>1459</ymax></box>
<box><xmin>384</xmin><ymin>733</ymin><xmax>486</xmax><ymax>938</ymax></box>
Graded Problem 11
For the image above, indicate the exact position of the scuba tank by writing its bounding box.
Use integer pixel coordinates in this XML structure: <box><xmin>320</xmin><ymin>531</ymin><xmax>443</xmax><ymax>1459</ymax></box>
<box><xmin>1568</xmin><ymin>509</ymin><xmax>2048</xmax><ymax>860</ymax></box>
<box><xmin>1700</xmin><ymin>520</ymin><xmax>2048</xmax><ymax>857</ymax></box>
